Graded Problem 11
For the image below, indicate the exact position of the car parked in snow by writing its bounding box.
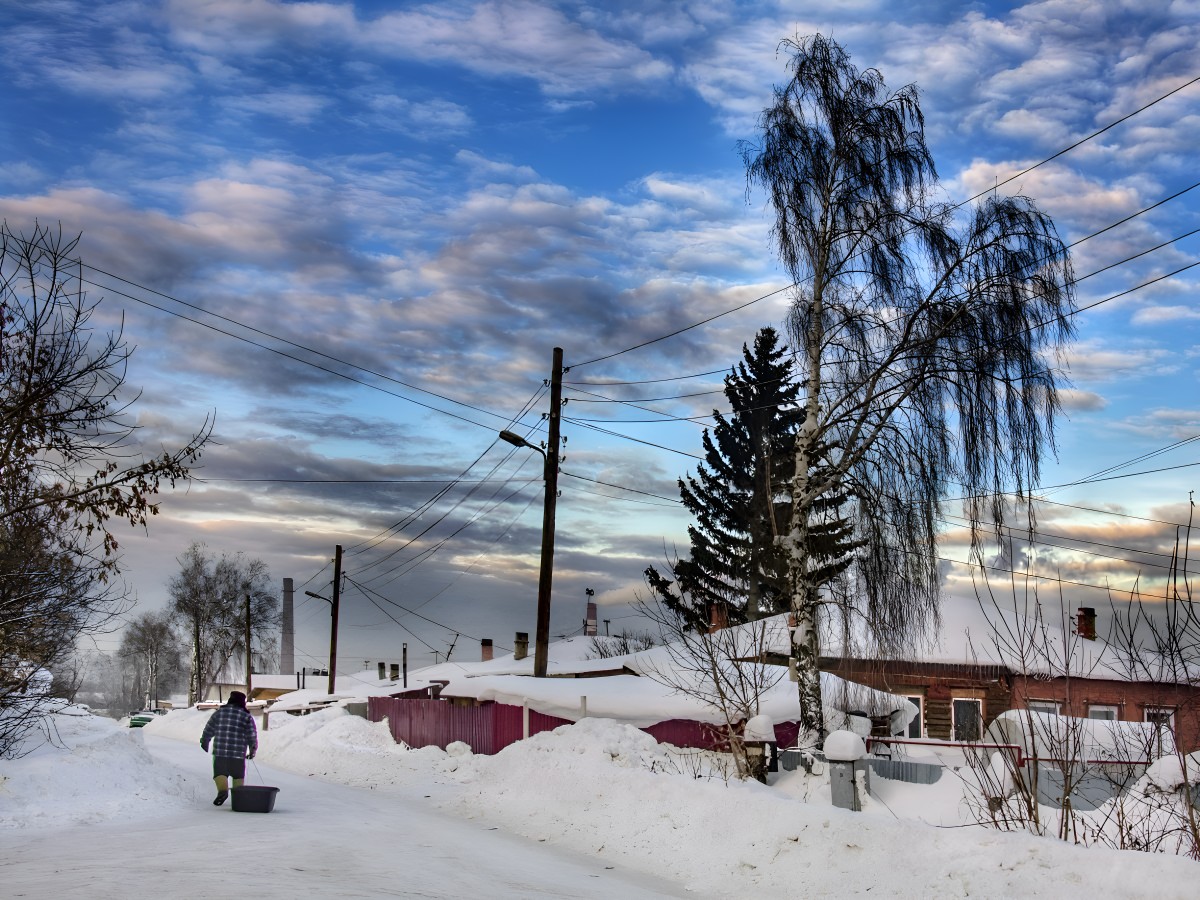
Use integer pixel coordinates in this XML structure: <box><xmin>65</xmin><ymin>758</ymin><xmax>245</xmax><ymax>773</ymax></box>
<box><xmin>127</xmin><ymin>709</ymin><xmax>167</xmax><ymax>728</ymax></box>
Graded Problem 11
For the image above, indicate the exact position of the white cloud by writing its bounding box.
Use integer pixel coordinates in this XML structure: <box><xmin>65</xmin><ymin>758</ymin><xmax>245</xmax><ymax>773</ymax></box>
<box><xmin>164</xmin><ymin>0</ymin><xmax>357</xmax><ymax>54</ymax></box>
<box><xmin>1063</xmin><ymin>340</ymin><xmax>1177</xmax><ymax>384</ymax></box>
<box><xmin>1058</xmin><ymin>388</ymin><xmax>1108</xmax><ymax>412</ymax></box>
<box><xmin>364</xmin><ymin>95</ymin><xmax>474</xmax><ymax>138</ymax></box>
<box><xmin>225</xmin><ymin>90</ymin><xmax>331</xmax><ymax>125</ymax></box>
<box><xmin>165</xmin><ymin>0</ymin><xmax>674</xmax><ymax>97</ymax></box>
<box><xmin>1131</xmin><ymin>305</ymin><xmax>1200</xmax><ymax>326</ymax></box>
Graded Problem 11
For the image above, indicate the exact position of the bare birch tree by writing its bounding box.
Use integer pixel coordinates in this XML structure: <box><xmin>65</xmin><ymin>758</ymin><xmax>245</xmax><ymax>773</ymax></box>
<box><xmin>741</xmin><ymin>35</ymin><xmax>1076</xmax><ymax>733</ymax></box>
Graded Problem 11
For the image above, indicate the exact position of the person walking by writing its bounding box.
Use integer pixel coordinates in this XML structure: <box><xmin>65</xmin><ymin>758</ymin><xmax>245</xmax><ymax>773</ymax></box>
<box><xmin>200</xmin><ymin>690</ymin><xmax>258</xmax><ymax>806</ymax></box>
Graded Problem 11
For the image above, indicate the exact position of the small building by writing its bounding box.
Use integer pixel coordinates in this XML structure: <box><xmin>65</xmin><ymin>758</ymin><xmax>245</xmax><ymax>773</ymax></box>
<box><xmin>822</xmin><ymin>608</ymin><xmax>1200</xmax><ymax>752</ymax></box>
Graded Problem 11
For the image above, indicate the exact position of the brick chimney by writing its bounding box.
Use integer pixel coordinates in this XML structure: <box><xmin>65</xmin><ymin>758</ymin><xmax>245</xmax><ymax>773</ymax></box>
<box><xmin>481</xmin><ymin>638</ymin><xmax>493</xmax><ymax>662</ymax></box>
<box><xmin>1076</xmin><ymin>607</ymin><xmax>1097</xmax><ymax>641</ymax></box>
<box><xmin>514</xmin><ymin>631</ymin><xmax>529</xmax><ymax>660</ymax></box>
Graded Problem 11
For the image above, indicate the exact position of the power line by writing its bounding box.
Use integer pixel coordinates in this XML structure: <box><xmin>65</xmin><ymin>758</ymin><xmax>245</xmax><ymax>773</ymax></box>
<box><xmin>559</xmin><ymin>214</ymin><xmax>1200</xmax><ymax>437</ymax></box>
<box><xmin>564</xmin><ymin>367</ymin><xmax>731</xmax><ymax>386</ymax></box>
<box><xmin>561</xmin><ymin>417</ymin><xmax>704</xmax><ymax>460</ymax></box>
<box><xmin>559</xmin><ymin>470</ymin><xmax>681</xmax><ymax>504</ymax></box>
<box><xmin>361</xmin><ymin>478</ymin><xmax>539</xmax><ymax>593</ymax></box>
<box><xmin>199</xmin><ymin>477</ymin><xmax>541</xmax><ymax>484</ymax></box>
<box><xmin>1041</xmin><ymin>434</ymin><xmax>1200</xmax><ymax>496</ymax></box>
<box><xmin>566</xmin><ymin>386</ymin><xmax>727</xmax><ymax>404</ymax></box>
<box><xmin>566</xmin><ymin>74</ymin><xmax>1200</xmax><ymax>371</ymax></box>
<box><xmin>351</xmin><ymin>455</ymin><xmax>539</xmax><ymax>587</ymax></box>
<box><xmin>84</xmin><ymin>276</ymin><xmax>500</xmax><ymax>431</ymax></box>
<box><xmin>1030</xmin><ymin>497</ymin><xmax>1192</xmax><ymax>528</ymax></box>
<box><xmin>968</xmin><ymin>75</ymin><xmax>1200</xmax><ymax>205</ymax></box>
<box><xmin>345</xmin><ymin>576</ymin><xmax>498</xmax><ymax>648</ymax></box>
<box><xmin>345</xmin><ymin>376</ymin><xmax>548</xmax><ymax>560</ymax></box>
<box><xmin>78</xmin><ymin>264</ymin><xmax>518</xmax><ymax>428</ymax></box>
<box><xmin>570</xmin><ymin>284</ymin><xmax>794</xmax><ymax>368</ymax></box>
<box><xmin>567</xmin><ymin>483</ymin><xmax>681</xmax><ymax>509</ymax></box>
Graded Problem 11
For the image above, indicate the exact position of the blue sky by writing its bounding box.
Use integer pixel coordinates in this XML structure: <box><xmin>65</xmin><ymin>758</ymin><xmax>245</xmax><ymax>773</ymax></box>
<box><xmin>2</xmin><ymin>0</ymin><xmax>1198</xmax><ymax>672</ymax></box>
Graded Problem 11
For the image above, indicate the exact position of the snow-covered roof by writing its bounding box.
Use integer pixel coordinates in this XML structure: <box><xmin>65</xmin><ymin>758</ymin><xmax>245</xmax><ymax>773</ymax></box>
<box><xmin>826</xmin><ymin>608</ymin><xmax>1184</xmax><ymax>685</ymax></box>
<box><xmin>267</xmin><ymin>616</ymin><xmax>915</xmax><ymax>731</ymax></box>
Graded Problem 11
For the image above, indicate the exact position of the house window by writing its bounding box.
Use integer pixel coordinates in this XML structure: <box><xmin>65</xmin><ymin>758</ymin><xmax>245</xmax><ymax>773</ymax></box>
<box><xmin>1144</xmin><ymin>707</ymin><xmax>1175</xmax><ymax>729</ymax></box>
<box><xmin>1087</xmin><ymin>705</ymin><xmax>1118</xmax><ymax>721</ymax></box>
<box><xmin>1027</xmin><ymin>700</ymin><xmax>1061</xmax><ymax>716</ymax></box>
<box><xmin>1145</xmin><ymin>707</ymin><xmax>1176</xmax><ymax>755</ymax></box>
<box><xmin>905</xmin><ymin>696</ymin><xmax>923</xmax><ymax>739</ymax></box>
<box><xmin>952</xmin><ymin>698</ymin><xmax>983</xmax><ymax>742</ymax></box>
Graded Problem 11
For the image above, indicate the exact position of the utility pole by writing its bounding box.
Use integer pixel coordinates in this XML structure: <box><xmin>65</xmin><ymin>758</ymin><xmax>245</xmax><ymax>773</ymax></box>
<box><xmin>328</xmin><ymin>544</ymin><xmax>342</xmax><ymax>696</ymax></box>
<box><xmin>498</xmin><ymin>347</ymin><xmax>563</xmax><ymax>678</ymax></box>
<box><xmin>244</xmin><ymin>592</ymin><xmax>252</xmax><ymax>700</ymax></box>
<box><xmin>534</xmin><ymin>347</ymin><xmax>563</xmax><ymax>677</ymax></box>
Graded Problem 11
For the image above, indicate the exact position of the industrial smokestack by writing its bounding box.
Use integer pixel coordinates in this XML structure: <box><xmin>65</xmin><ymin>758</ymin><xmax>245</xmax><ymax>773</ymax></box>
<box><xmin>281</xmin><ymin>578</ymin><xmax>295</xmax><ymax>675</ymax></box>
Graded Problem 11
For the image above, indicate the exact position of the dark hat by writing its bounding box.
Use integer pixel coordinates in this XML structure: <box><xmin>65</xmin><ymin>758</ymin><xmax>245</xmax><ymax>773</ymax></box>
<box><xmin>228</xmin><ymin>691</ymin><xmax>247</xmax><ymax>707</ymax></box>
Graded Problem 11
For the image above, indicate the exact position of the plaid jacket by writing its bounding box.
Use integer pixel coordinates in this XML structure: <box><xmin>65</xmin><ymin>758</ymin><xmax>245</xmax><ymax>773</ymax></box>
<box><xmin>201</xmin><ymin>704</ymin><xmax>258</xmax><ymax>759</ymax></box>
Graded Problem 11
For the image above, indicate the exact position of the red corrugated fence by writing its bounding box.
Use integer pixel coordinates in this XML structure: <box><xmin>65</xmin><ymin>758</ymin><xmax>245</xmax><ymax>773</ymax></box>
<box><xmin>367</xmin><ymin>696</ymin><xmax>799</xmax><ymax>755</ymax></box>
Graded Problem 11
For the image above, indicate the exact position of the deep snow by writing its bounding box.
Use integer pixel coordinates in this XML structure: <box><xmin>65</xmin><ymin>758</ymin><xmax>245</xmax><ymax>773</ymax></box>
<box><xmin>2</xmin><ymin>704</ymin><xmax>1197</xmax><ymax>898</ymax></box>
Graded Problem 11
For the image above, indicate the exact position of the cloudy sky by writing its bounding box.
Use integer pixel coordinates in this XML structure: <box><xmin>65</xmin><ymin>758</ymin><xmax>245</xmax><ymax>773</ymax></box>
<box><xmin>3</xmin><ymin>0</ymin><xmax>1198</xmax><ymax>672</ymax></box>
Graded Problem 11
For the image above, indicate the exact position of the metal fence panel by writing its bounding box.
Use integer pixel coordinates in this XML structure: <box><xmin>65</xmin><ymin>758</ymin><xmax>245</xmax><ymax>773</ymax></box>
<box><xmin>369</xmin><ymin>697</ymin><xmax>803</xmax><ymax>756</ymax></box>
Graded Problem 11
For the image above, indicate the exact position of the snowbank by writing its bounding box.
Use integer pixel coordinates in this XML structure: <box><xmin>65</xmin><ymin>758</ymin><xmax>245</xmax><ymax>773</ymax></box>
<box><xmin>4</xmin><ymin>702</ymin><xmax>1200</xmax><ymax>897</ymax></box>
<box><xmin>0</xmin><ymin>705</ymin><xmax>200</xmax><ymax>829</ymax></box>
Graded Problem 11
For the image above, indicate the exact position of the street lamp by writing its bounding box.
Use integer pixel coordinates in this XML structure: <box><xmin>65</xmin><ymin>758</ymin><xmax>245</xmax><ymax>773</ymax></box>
<box><xmin>499</xmin><ymin>348</ymin><xmax>563</xmax><ymax>677</ymax></box>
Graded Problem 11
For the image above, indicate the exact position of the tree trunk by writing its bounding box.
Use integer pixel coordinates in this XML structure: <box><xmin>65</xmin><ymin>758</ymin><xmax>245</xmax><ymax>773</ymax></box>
<box><xmin>790</xmin><ymin>272</ymin><xmax>827</xmax><ymax>737</ymax></box>
<box><xmin>190</xmin><ymin>614</ymin><xmax>201</xmax><ymax>706</ymax></box>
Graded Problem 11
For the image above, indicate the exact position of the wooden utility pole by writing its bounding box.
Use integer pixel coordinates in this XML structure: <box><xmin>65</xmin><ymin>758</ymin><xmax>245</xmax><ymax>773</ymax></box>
<box><xmin>244</xmin><ymin>592</ymin><xmax>253</xmax><ymax>700</ymax></box>
<box><xmin>533</xmin><ymin>346</ymin><xmax>563</xmax><ymax>678</ymax></box>
<box><xmin>328</xmin><ymin>544</ymin><xmax>342</xmax><ymax>695</ymax></box>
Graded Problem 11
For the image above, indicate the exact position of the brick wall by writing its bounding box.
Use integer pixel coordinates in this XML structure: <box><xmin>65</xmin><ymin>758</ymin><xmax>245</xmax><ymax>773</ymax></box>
<box><xmin>823</xmin><ymin>657</ymin><xmax>1200</xmax><ymax>751</ymax></box>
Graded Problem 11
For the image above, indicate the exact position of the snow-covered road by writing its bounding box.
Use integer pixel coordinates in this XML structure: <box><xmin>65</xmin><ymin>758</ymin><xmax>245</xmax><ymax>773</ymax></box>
<box><xmin>1</xmin><ymin>733</ymin><xmax>691</xmax><ymax>899</ymax></box>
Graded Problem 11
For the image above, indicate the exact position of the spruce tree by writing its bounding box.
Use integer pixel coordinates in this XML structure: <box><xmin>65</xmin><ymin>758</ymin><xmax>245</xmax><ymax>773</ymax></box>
<box><xmin>647</xmin><ymin>327</ymin><xmax>855</xmax><ymax>630</ymax></box>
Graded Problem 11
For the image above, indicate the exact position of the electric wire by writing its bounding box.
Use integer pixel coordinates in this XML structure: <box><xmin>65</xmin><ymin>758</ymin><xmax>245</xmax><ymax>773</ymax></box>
<box><xmin>81</xmin><ymin>275</ymin><xmax>499</xmax><ymax>431</ymax></box>
<box><xmin>559</xmin><ymin>470</ymin><xmax>681</xmax><ymax>504</ymax></box>
<box><xmin>351</xmin><ymin>454</ymin><xmax>539</xmax><ymax>588</ymax></box>
<box><xmin>364</xmin><ymin>478</ymin><xmax>540</xmax><ymax>593</ymax></box>
<box><xmin>568</xmin><ymin>75</ymin><xmax>1200</xmax><ymax>370</ymax></box>
<box><xmin>345</xmin><ymin>575</ymin><xmax>500</xmax><ymax>648</ymax></box>
<box><xmin>347</xmin><ymin>446</ymin><xmax>524</xmax><ymax>578</ymax></box>
<box><xmin>402</xmin><ymin>489</ymin><xmax>541</xmax><ymax>615</ymax></box>
<box><xmin>76</xmin><ymin>264</ymin><xmax>516</xmax><ymax>428</ymax></box>
<box><xmin>565</xmin><ymin>215</ymin><xmax>1200</xmax><ymax>432</ymax></box>
<box><xmin>344</xmin><ymin>383</ymin><xmax>546</xmax><ymax>557</ymax></box>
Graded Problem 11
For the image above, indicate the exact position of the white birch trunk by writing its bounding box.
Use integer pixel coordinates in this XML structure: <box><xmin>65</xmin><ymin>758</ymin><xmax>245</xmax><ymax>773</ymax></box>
<box><xmin>789</xmin><ymin>280</ymin><xmax>826</xmax><ymax>737</ymax></box>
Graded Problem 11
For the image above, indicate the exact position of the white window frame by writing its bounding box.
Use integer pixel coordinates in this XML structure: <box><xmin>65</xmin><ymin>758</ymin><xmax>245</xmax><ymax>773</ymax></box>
<box><xmin>1144</xmin><ymin>706</ymin><xmax>1176</xmax><ymax>729</ymax></box>
<box><xmin>905</xmin><ymin>695</ymin><xmax>924</xmax><ymax>739</ymax></box>
<box><xmin>952</xmin><ymin>698</ymin><xmax>983</xmax><ymax>742</ymax></box>
<box><xmin>1027</xmin><ymin>700</ymin><xmax>1061</xmax><ymax>716</ymax></box>
<box><xmin>1087</xmin><ymin>704</ymin><xmax>1119</xmax><ymax>721</ymax></box>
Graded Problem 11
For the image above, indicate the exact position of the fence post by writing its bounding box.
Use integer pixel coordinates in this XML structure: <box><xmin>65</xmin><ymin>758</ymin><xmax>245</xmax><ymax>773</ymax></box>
<box><xmin>581</xmin><ymin>695</ymin><xmax>587</xmax><ymax>719</ymax></box>
<box><xmin>523</xmin><ymin>698</ymin><xmax>530</xmax><ymax>739</ymax></box>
